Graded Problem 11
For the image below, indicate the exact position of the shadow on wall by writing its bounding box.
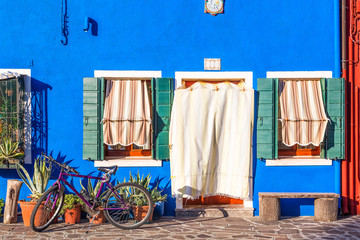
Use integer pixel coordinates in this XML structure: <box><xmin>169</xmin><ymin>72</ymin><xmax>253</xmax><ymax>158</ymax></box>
<box><xmin>31</xmin><ymin>78</ymin><xmax>52</xmax><ymax>157</ymax></box>
<box><xmin>150</xmin><ymin>176</ymin><xmax>174</xmax><ymax>216</ymax></box>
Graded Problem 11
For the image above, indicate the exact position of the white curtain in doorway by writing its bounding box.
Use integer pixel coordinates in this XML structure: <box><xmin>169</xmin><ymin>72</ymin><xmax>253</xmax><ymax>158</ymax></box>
<box><xmin>170</xmin><ymin>82</ymin><xmax>254</xmax><ymax>199</ymax></box>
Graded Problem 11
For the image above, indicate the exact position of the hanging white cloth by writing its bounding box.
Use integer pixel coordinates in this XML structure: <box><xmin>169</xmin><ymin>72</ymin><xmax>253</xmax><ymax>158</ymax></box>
<box><xmin>170</xmin><ymin>82</ymin><xmax>254</xmax><ymax>199</ymax></box>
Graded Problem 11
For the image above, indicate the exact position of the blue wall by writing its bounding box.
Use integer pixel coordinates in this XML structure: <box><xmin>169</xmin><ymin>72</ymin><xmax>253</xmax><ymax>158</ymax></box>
<box><xmin>0</xmin><ymin>0</ymin><xmax>339</xmax><ymax>216</ymax></box>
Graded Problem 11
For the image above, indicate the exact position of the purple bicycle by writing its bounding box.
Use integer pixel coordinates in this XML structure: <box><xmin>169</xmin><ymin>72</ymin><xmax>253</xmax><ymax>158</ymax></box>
<box><xmin>29</xmin><ymin>154</ymin><xmax>153</xmax><ymax>232</ymax></box>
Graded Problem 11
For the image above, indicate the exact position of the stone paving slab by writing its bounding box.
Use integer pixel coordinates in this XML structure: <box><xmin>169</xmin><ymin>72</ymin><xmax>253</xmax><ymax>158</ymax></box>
<box><xmin>1</xmin><ymin>216</ymin><xmax>360</xmax><ymax>239</ymax></box>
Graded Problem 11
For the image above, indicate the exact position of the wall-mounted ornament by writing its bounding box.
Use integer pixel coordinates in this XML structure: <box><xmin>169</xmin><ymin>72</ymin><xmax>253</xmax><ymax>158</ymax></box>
<box><xmin>61</xmin><ymin>0</ymin><xmax>69</xmax><ymax>45</ymax></box>
<box><xmin>205</xmin><ymin>0</ymin><xmax>224</xmax><ymax>16</ymax></box>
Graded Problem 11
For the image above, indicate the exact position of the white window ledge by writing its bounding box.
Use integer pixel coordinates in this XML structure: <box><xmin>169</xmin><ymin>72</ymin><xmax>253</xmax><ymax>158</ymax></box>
<box><xmin>94</xmin><ymin>157</ymin><xmax>162</xmax><ymax>167</ymax></box>
<box><xmin>266</xmin><ymin>157</ymin><xmax>332</xmax><ymax>166</ymax></box>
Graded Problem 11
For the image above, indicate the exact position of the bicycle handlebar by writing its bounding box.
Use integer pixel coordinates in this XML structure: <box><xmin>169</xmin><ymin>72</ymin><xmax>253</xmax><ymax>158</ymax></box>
<box><xmin>41</xmin><ymin>153</ymin><xmax>79</xmax><ymax>175</ymax></box>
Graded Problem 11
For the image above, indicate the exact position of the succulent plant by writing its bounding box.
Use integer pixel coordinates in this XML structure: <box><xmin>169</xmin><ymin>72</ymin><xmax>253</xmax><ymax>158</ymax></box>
<box><xmin>119</xmin><ymin>171</ymin><xmax>167</xmax><ymax>206</ymax></box>
<box><xmin>16</xmin><ymin>155</ymin><xmax>52</xmax><ymax>201</ymax></box>
<box><xmin>80</xmin><ymin>178</ymin><xmax>108</xmax><ymax>200</ymax></box>
<box><xmin>60</xmin><ymin>194</ymin><xmax>81</xmax><ymax>215</ymax></box>
<box><xmin>0</xmin><ymin>137</ymin><xmax>24</xmax><ymax>165</ymax></box>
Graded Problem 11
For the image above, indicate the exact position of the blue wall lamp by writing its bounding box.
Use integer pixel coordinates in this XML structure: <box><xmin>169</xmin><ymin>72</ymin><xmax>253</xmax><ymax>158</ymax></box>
<box><xmin>83</xmin><ymin>17</ymin><xmax>98</xmax><ymax>36</ymax></box>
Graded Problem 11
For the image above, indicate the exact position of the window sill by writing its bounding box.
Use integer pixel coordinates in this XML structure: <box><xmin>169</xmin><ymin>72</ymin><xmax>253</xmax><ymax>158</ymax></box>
<box><xmin>265</xmin><ymin>157</ymin><xmax>332</xmax><ymax>166</ymax></box>
<box><xmin>94</xmin><ymin>157</ymin><xmax>162</xmax><ymax>167</ymax></box>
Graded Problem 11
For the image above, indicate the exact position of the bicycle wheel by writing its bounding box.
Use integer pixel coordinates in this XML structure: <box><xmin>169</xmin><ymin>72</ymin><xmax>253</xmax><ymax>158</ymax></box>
<box><xmin>30</xmin><ymin>184</ymin><xmax>64</xmax><ymax>232</ymax></box>
<box><xmin>104</xmin><ymin>182</ymin><xmax>154</xmax><ymax>229</ymax></box>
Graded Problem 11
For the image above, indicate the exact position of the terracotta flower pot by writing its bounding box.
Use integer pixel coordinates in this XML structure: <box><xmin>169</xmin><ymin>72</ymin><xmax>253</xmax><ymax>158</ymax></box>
<box><xmin>18</xmin><ymin>200</ymin><xmax>37</xmax><ymax>227</ymax></box>
<box><xmin>133</xmin><ymin>205</ymin><xmax>154</xmax><ymax>222</ymax></box>
<box><xmin>64</xmin><ymin>205</ymin><xmax>81</xmax><ymax>224</ymax></box>
<box><xmin>91</xmin><ymin>207</ymin><xmax>106</xmax><ymax>225</ymax></box>
<box><xmin>19</xmin><ymin>200</ymin><xmax>57</xmax><ymax>227</ymax></box>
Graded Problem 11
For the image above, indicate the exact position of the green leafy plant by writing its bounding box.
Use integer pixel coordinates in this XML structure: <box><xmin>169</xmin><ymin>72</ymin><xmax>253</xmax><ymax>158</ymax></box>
<box><xmin>0</xmin><ymin>137</ymin><xmax>24</xmax><ymax>165</ymax></box>
<box><xmin>0</xmin><ymin>198</ymin><xmax>4</xmax><ymax>217</ymax></box>
<box><xmin>80</xmin><ymin>178</ymin><xmax>108</xmax><ymax>200</ymax></box>
<box><xmin>120</xmin><ymin>171</ymin><xmax>167</xmax><ymax>206</ymax></box>
<box><xmin>60</xmin><ymin>194</ymin><xmax>81</xmax><ymax>215</ymax></box>
<box><xmin>150</xmin><ymin>185</ymin><xmax>167</xmax><ymax>203</ymax></box>
<box><xmin>16</xmin><ymin>155</ymin><xmax>52</xmax><ymax>201</ymax></box>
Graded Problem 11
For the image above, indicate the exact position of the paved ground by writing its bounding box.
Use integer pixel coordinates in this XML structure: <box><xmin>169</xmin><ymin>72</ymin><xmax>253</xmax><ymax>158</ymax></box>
<box><xmin>1</xmin><ymin>215</ymin><xmax>360</xmax><ymax>239</ymax></box>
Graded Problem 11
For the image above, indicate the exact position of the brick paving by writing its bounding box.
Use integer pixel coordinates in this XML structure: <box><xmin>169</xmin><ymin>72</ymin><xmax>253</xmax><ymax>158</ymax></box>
<box><xmin>1</xmin><ymin>215</ymin><xmax>360</xmax><ymax>239</ymax></box>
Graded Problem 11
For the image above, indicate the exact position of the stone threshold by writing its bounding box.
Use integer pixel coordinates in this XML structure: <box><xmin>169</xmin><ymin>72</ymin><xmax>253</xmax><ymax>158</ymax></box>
<box><xmin>175</xmin><ymin>205</ymin><xmax>254</xmax><ymax>218</ymax></box>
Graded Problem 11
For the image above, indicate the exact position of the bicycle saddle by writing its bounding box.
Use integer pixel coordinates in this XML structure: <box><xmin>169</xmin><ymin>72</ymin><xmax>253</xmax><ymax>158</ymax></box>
<box><xmin>97</xmin><ymin>166</ymin><xmax>118</xmax><ymax>175</ymax></box>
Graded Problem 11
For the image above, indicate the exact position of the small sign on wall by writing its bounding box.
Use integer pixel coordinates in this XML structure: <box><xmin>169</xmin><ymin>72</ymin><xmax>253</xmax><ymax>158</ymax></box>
<box><xmin>204</xmin><ymin>58</ymin><xmax>221</xmax><ymax>70</ymax></box>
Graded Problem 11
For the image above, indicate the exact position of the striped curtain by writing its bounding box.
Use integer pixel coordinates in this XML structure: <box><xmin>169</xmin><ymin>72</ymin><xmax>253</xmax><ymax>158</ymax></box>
<box><xmin>279</xmin><ymin>80</ymin><xmax>329</xmax><ymax>146</ymax></box>
<box><xmin>102</xmin><ymin>80</ymin><xmax>151</xmax><ymax>148</ymax></box>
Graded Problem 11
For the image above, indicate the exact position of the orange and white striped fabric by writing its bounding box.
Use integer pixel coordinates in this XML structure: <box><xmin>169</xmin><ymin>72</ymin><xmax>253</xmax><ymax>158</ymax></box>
<box><xmin>102</xmin><ymin>80</ymin><xmax>151</xmax><ymax>148</ymax></box>
<box><xmin>279</xmin><ymin>80</ymin><xmax>329</xmax><ymax>146</ymax></box>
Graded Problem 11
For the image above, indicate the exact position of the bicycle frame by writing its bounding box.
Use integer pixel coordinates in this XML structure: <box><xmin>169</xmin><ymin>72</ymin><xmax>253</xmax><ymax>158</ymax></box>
<box><xmin>50</xmin><ymin>170</ymin><xmax>126</xmax><ymax>211</ymax></box>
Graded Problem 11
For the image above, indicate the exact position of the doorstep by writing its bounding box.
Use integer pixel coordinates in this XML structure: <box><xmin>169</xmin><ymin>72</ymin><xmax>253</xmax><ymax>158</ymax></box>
<box><xmin>175</xmin><ymin>204</ymin><xmax>254</xmax><ymax>218</ymax></box>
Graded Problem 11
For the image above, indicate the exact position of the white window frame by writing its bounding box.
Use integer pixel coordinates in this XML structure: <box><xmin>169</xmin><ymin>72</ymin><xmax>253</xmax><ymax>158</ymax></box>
<box><xmin>93</xmin><ymin>70</ymin><xmax>162</xmax><ymax>167</ymax></box>
<box><xmin>174</xmin><ymin>71</ymin><xmax>254</xmax><ymax>210</ymax></box>
<box><xmin>266</xmin><ymin>71</ymin><xmax>333</xmax><ymax>166</ymax></box>
<box><xmin>0</xmin><ymin>69</ymin><xmax>31</xmax><ymax>164</ymax></box>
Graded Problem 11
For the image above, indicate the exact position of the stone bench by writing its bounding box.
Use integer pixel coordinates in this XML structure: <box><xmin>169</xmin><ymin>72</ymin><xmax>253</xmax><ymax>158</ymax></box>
<box><xmin>259</xmin><ymin>192</ymin><xmax>340</xmax><ymax>222</ymax></box>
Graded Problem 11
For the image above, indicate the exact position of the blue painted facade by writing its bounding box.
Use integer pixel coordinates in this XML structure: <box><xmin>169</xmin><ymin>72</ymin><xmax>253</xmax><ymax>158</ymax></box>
<box><xmin>0</xmin><ymin>0</ymin><xmax>340</xmax><ymax>216</ymax></box>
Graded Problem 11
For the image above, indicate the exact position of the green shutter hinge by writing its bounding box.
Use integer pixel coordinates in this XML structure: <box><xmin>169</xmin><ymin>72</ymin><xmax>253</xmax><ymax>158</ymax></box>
<box><xmin>258</xmin><ymin>117</ymin><xmax>263</xmax><ymax>126</ymax></box>
<box><xmin>84</xmin><ymin>116</ymin><xmax>89</xmax><ymax>126</ymax></box>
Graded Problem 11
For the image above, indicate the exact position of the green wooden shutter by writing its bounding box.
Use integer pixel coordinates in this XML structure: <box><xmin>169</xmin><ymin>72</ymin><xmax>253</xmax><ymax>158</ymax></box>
<box><xmin>83</xmin><ymin>77</ymin><xmax>105</xmax><ymax>161</ymax></box>
<box><xmin>152</xmin><ymin>78</ymin><xmax>174</xmax><ymax>160</ymax></box>
<box><xmin>320</xmin><ymin>78</ymin><xmax>326</xmax><ymax>159</ymax></box>
<box><xmin>324</xmin><ymin>78</ymin><xmax>345</xmax><ymax>159</ymax></box>
<box><xmin>257</xmin><ymin>78</ymin><xmax>278</xmax><ymax>160</ymax></box>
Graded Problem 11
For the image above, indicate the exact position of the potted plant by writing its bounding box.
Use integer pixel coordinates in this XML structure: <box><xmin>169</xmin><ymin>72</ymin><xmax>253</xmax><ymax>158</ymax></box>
<box><xmin>126</xmin><ymin>171</ymin><xmax>167</xmax><ymax>221</ymax></box>
<box><xmin>60</xmin><ymin>194</ymin><xmax>81</xmax><ymax>224</ymax></box>
<box><xmin>0</xmin><ymin>122</ymin><xmax>25</xmax><ymax>168</ymax></box>
<box><xmin>79</xmin><ymin>179</ymin><xmax>107</xmax><ymax>224</ymax></box>
<box><xmin>16</xmin><ymin>156</ymin><xmax>52</xmax><ymax>226</ymax></box>
<box><xmin>0</xmin><ymin>198</ymin><xmax>4</xmax><ymax>218</ymax></box>
<box><xmin>0</xmin><ymin>137</ymin><xmax>24</xmax><ymax>168</ymax></box>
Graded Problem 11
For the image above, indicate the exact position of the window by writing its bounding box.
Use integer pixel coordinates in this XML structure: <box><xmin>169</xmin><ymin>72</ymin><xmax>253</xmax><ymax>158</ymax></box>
<box><xmin>0</xmin><ymin>76</ymin><xmax>25</xmax><ymax>161</ymax></box>
<box><xmin>0</xmin><ymin>70</ymin><xmax>31</xmax><ymax>165</ymax></box>
<box><xmin>83</xmin><ymin>73</ymin><xmax>173</xmax><ymax>166</ymax></box>
<box><xmin>277</xmin><ymin>79</ymin><xmax>328</xmax><ymax>158</ymax></box>
<box><xmin>257</xmin><ymin>77</ymin><xmax>345</xmax><ymax>164</ymax></box>
<box><xmin>102</xmin><ymin>79</ymin><xmax>152</xmax><ymax>158</ymax></box>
